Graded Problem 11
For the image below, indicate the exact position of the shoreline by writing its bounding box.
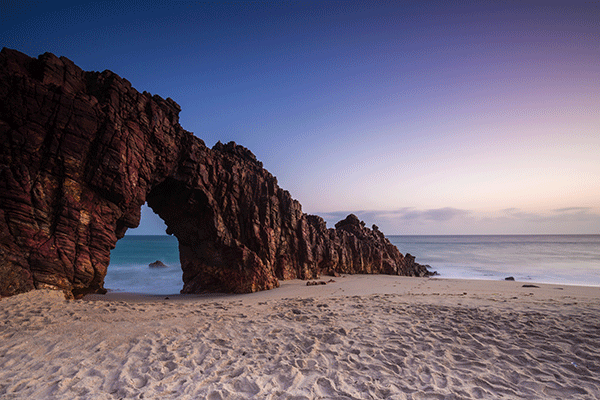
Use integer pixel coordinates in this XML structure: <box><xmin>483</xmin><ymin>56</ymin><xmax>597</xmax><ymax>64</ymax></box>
<box><xmin>2</xmin><ymin>275</ymin><xmax>599</xmax><ymax>399</ymax></box>
<box><xmin>87</xmin><ymin>275</ymin><xmax>600</xmax><ymax>305</ymax></box>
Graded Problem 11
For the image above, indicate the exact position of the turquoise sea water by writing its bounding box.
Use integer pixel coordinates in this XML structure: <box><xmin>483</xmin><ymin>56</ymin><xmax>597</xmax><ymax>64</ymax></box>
<box><xmin>106</xmin><ymin>235</ymin><xmax>600</xmax><ymax>294</ymax></box>
<box><xmin>105</xmin><ymin>235</ymin><xmax>182</xmax><ymax>295</ymax></box>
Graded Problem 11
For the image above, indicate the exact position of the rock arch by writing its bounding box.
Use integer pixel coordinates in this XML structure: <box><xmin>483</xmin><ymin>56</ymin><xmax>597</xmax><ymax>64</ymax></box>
<box><xmin>0</xmin><ymin>48</ymin><xmax>432</xmax><ymax>298</ymax></box>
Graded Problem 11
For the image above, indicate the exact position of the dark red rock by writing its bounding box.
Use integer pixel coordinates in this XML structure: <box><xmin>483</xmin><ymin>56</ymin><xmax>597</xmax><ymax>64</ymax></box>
<box><xmin>149</xmin><ymin>260</ymin><xmax>168</xmax><ymax>268</ymax></box>
<box><xmin>0</xmin><ymin>48</ymin><xmax>434</xmax><ymax>298</ymax></box>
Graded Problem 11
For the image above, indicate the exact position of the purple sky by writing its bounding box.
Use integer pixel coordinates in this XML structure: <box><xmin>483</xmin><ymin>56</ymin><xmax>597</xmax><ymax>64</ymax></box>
<box><xmin>2</xmin><ymin>1</ymin><xmax>598</xmax><ymax>234</ymax></box>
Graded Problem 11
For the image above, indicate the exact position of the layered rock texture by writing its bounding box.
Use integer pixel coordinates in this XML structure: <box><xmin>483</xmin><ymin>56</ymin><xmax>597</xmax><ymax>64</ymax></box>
<box><xmin>0</xmin><ymin>48</ymin><xmax>432</xmax><ymax>298</ymax></box>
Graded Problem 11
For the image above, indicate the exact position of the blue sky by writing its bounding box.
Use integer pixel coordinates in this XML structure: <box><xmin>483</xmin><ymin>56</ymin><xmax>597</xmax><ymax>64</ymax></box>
<box><xmin>2</xmin><ymin>1</ymin><xmax>599</xmax><ymax>234</ymax></box>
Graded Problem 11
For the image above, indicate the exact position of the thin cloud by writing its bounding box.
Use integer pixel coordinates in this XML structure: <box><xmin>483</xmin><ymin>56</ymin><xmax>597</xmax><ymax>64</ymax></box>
<box><xmin>318</xmin><ymin>207</ymin><xmax>470</xmax><ymax>225</ymax></box>
<box><xmin>317</xmin><ymin>207</ymin><xmax>600</xmax><ymax>235</ymax></box>
<box><xmin>420</xmin><ymin>208</ymin><xmax>470</xmax><ymax>222</ymax></box>
<box><xmin>553</xmin><ymin>207</ymin><xmax>592</xmax><ymax>214</ymax></box>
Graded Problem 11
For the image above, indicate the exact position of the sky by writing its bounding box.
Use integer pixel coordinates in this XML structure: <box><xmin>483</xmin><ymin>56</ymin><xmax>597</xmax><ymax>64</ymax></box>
<box><xmin>2</xmin><ymin>0</ymin><xmax>599</xmax><ymax>235</ymax></box>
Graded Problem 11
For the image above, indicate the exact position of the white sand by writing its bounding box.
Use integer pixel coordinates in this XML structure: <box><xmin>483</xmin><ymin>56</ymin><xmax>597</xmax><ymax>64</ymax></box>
<box><xmin>1</xmin><ymin>275</ymin><xmax>599</xmax><ymax>399</ymax></box>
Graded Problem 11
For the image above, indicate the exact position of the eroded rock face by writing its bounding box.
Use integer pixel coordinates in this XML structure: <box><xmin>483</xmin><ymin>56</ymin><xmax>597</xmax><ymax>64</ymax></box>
<box><xmin>0</xmin><ymin>48</ymin><xmax>433</xmax><ymax>297</ymax></box>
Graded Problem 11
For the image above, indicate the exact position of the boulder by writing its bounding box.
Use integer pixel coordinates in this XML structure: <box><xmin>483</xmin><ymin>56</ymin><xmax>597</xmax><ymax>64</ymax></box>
<box><xmin>149</xmin><ymin>260</ymin><xmax>168</xmax><ymax>268</ymax></box>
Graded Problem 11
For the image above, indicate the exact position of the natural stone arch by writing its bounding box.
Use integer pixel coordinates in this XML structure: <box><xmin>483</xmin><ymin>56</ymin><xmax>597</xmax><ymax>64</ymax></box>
<box><xmin>0</xmin><ymin>48</ymin><xmax>433</xmax><ymax>298</ymax></box>
<box><xmin>145</xmin><ymin>175</ymin><xmax>280</xmax><ymax>294</ymax></box>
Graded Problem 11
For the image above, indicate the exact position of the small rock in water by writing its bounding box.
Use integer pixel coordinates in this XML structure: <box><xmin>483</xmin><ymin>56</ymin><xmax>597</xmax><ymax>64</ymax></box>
<box><xmin>149</xmin><ymin>260</ymin><xmax>168</xmax><ymax>268</ymax></box>
<box><xmin>505</xmin><ymin>276</ymin><xmax>515</xmax><ymax>281</ymax></box>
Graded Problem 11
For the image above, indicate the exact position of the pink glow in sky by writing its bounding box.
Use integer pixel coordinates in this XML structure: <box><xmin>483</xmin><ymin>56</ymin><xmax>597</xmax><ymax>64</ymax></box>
<box><xmin>2</xmin><ymin>1</ymin><xmax>598</xmax><ymax>234</ymax></box>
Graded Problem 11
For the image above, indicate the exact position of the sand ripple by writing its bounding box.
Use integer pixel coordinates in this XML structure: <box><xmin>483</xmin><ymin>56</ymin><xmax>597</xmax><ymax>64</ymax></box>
<box><xmin>1</xmin><ymin>286</ymin><xmax>599</xmax><ymax>399</ymax></box>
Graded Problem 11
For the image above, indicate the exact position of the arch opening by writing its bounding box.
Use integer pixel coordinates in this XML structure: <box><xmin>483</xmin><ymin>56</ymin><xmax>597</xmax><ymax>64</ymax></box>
<box><xmin>105</xmin><ymin>204</ymin><xmax>183</xmax><ymax>295</ymax></box>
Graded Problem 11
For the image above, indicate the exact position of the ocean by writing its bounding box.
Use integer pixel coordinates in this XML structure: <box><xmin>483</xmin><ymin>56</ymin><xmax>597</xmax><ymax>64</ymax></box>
<box><xmin>106</xmin><ymin>235</ymin><xmax>182</xmax><ymax>295</ymax></box>
<box><xmin>391</xmin><ymin>235</ymin><xmax>600</xmax><ymax>287</ymax></box>
<box><xmin>106</xmin><ymin>234</ymin><xmax>600</xmax><ymax>294</ymax></box>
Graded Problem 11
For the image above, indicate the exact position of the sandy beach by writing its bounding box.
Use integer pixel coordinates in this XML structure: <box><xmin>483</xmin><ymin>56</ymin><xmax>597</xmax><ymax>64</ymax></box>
<box><xmin>1</xmin><ymin>276</ymin><xmax>599</xmax><ymax>399</ymax></box>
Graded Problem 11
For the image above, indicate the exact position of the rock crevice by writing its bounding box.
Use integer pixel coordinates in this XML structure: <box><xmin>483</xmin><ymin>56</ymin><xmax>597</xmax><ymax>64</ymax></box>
<box><xmin>0</xmin><ymin>48</ymin><xmax>432</xmax><ymax>297</ymax></box>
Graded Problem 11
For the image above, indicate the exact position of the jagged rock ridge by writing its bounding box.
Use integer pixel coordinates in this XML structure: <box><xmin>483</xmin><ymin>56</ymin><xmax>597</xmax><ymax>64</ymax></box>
<box><xmin>0</xmin><ymin>48</ymin><xmax>433</xmax><ymax>297</ymax></box>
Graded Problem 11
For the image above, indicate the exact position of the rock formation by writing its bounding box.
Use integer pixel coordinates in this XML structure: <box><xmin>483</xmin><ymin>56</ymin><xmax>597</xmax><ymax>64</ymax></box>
<box><xmin>0</xmin><ymin>48</ymin><xmax>433</xmax><ymax>298</ymax></box>
<box><xmin>148</xmin><ymin>261</ymin><xmax>168</xmax><ymax>268</ymax></box>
